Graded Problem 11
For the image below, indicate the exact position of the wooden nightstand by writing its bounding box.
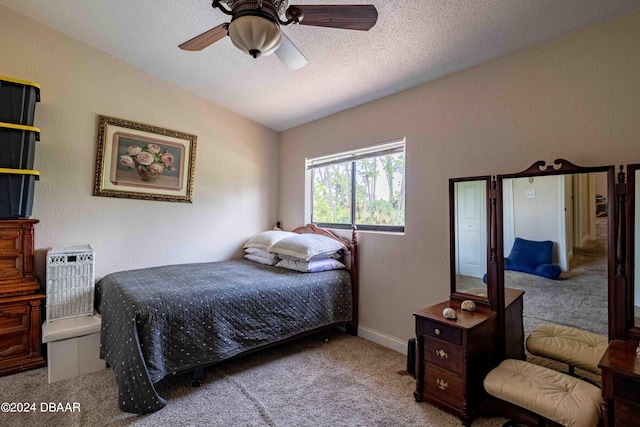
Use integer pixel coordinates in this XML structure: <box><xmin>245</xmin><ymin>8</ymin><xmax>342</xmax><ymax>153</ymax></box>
<box><xmin>413</xmin><ymin>289</ymin><xmax>524</xmax><ymax>426</ymax></box>
<box><xmin>414</xmin><ymin>300</ymin><xmax>497</xmax><ymax>426</ymax></box>
<box><xmin>599</xmin><ymin>340</ymin><xmax>640</xmax><ymax>426</ymax></box>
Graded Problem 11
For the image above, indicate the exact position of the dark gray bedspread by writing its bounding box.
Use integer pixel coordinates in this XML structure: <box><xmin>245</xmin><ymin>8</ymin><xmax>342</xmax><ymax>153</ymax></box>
<box><xmin>95</xmin><ymin>259</ymin><xmax>352</xmax><ymax>414</ymax></box>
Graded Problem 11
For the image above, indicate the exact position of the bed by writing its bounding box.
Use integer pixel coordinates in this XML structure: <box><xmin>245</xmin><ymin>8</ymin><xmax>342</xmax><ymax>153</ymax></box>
<box><xmin>94</xmin><ymin>224</ymin><xmax>358</xmax><ymax>414</ymax></box>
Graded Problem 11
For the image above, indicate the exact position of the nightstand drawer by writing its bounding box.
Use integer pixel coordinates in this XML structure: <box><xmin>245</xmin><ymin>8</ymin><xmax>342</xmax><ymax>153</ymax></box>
<box><xmin>613</xmin><ymin>374</ymin><xmax>640</xmax><ymax>403</ymax></box>
<box><xmin>424</xmin><ymin>338</ymin><xmax>463</xmax><ymax>373</ymax></box>
<box><xmin>424</xmin><ymin>363</ymin><xmax>463</xmax><ymax>409</ymax></box>
<box><xmin>615</xmin><ymin>397</ymin><xmax>640</xmax><ymax>426</ymax></box>
<box><xmin>417</xmin><ymin>319</ymin><xmax>462</xmax><ymax>345</ymax></box>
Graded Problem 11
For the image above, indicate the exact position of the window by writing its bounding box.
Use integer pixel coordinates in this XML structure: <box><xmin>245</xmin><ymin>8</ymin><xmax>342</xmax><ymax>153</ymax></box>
<box><xmin>307</xmin><ymin>140</ymin><xmax>405</xmax><ymax>232</ymax></box>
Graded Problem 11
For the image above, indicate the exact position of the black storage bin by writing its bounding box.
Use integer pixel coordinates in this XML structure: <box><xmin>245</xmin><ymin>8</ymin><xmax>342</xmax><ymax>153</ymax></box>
<box><xmin>0</xmin><ymin>168</ymin><xmax>39</xmax><ymax>219</ymax></box>
<box><xmin>0</xmin><ymin>123</ymin><xmax>40</xmax><ymax>169</ymax></box>
<box><xmin>0</xmin><ymin>76</ymin><xmax>40</xmax><ymax>126</ymax></box>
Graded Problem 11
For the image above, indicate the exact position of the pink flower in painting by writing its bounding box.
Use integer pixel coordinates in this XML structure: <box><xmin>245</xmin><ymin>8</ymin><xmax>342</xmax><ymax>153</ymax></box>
<box><xmin>161</xmin><ymin>152</ymin><xmax>174</xmax><ymax>167</ymax></box>
<box><xmin>120</xmin><ymin>155</ymin><xmax>136</xmax><ymax>168</ymax></box>
<box><xmin>127</xmin><ymin>146</ymin><xmax>142</xmax><ymax>156</ymax></box>
<box><xmin>122</xmin><ymin>144</ymin><xmax>175</xmax><ymax>179</ymax></box>
<box><xmin>136</xmin><ymin>151</ymin><xmax>155</xmax><ymax>165</ymax></box>
<box><xmin>148</xmin><ymin>163</ymin><xmax>164</xmax><ymax>174</ymax></box>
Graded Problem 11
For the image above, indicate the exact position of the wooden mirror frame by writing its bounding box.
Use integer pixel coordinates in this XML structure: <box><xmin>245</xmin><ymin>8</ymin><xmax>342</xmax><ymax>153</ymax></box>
<box><xmin>621</xmin><ymin>163</ymin><xmax>639</xmax><ymax>343</ymax></box>
<box><xmin>449</xmin><ymin>176</ymin><xmax>496</xmax><ymax>310</ymax></box>
<box><xmin>495</xmin><ymin>159</ymin><xmax>617</xmax><ymax>343</ymax></box>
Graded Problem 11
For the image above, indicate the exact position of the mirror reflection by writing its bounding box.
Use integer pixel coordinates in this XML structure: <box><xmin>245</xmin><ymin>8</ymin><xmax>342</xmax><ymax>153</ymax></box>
<box><xmin>501</xmin><ymin>172</ymin><xmax>608</xmax><ymax>337</ymax></box>
<box><xmin>452</xmin><ymin>179</ymin><xmax>488</xmax><ymax>298</ymax></box>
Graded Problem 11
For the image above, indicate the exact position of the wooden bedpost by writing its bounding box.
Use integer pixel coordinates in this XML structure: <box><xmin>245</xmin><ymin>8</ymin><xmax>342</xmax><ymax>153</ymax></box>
<box><xmin>346</xmin><ymin>224</ymin><xmax>359</xmax><ymax>336</ymax></box>
<box><xmin>290</xmin><ymin>223</ymin><xmax>359</xmax><ymax>337</ymax></box>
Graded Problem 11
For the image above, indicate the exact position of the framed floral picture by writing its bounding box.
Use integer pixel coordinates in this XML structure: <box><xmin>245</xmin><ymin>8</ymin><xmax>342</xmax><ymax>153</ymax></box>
<box><xmin>94</xmin><ymin>115</ymin><xmax>197</xmax><ymax>203</ymax></box>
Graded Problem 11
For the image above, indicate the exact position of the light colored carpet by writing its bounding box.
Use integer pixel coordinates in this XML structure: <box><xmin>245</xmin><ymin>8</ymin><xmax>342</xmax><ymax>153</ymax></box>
<box><xmin>0</xmin><ymin>332</ymin><xmax>510</xmax><ymax>427</ymax></box>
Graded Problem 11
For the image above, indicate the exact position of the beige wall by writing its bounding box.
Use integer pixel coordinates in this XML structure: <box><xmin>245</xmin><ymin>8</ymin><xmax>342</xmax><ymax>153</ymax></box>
<box><xmin>0</xmin><ymin>6</ymin><xmax>281</xmax><ymax>280</ymax></box>
<box><xmin>279</xmin><ymin>10</ymin><xmax>640</xmax><ymax>350</ymax></box>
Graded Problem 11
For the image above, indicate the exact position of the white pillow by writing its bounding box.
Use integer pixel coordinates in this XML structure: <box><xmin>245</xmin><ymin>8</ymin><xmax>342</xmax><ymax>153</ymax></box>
<box><xmin>245</xmin><ymin>247</ymin><xmax>274</xmax><ymax>257</ymax></box>
<box><xmin>276</xmin><ymin>257</ymin><xmax>346</xmax><ymax>273</ymax></box>
<box><xmin>278</xmin><ymin>252</ymin><xmax>341</xmax><ymax>262</ymax></box>
<box><xmin>244</xmin><ymin>253</ymin><xmax>279</xmax><ymax>266</ymax></box>
<box><xmin>269</xmin><ymin>233</ymin><xmax>346</xmax><ymax>261</ymax></box>
<box><xmin>243</xmin><ymin>230</ymin><xmax>297</xmax><ymax>251</ymax></box>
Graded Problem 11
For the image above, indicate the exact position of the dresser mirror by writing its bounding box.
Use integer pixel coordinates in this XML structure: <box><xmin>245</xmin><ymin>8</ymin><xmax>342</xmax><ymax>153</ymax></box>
<box><xmin>449</xmin><ymin>159</ymin><xmax>632</xmax><ymax>344</ymax></box>
<box><xmin>449</xmin><ymin>176</ymin><xmax>494</xmax><ymax>309</ymax></box>
<box><xmin>496</xmin><ymin>160</ymin><xmax>616</xmax><ymax>339</ymax></box>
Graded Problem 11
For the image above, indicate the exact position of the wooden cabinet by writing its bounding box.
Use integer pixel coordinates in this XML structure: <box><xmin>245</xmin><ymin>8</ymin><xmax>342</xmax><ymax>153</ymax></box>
<box><xmin>0</xmin><ymin>219</ymin><xmax>45</xmax><ymax>376</ymax></box>
<box><xmin>414</xmin><ymin>289</ymin><xmax>524</xmax><ymax>426</ymax></box>
<box><xmin>599</xmin><ymin>340</ymin><xmax>640</xmax><ymax>427</ymax></box>
<box><xmin>0</xmin><ymin>294</ymin><xmax>46</xmax><ymax>375</ymax></box>
<box><xmin>0</xmin><ymin>219</ymin><xmax>39</xmax><ymax>296</ymax></box>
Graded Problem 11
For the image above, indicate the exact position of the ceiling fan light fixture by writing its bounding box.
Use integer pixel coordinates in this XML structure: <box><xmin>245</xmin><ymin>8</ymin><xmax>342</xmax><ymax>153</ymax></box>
<box><xmin>228</xmin><ymin>15</ymin><xmax>282</xmax><ymax>58</ymax></box>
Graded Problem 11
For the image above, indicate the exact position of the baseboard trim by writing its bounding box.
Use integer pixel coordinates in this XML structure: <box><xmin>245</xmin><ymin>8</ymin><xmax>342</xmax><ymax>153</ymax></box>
<box><xmin>358</xmin><ymin>326</ymin><xmax>408</xmax><ymax>355</ymax></box>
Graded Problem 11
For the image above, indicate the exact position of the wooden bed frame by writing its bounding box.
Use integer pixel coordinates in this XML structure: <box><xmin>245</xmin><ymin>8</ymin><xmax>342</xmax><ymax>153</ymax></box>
<box><xmin>290</xmin><ymin>223</ymin><xmax>359</xmax><ymax>335</ymax></box>
<box><xmin>188</xmin><ymin>223</ymin><xmax>359</xmax><ymax>386</ymax></box>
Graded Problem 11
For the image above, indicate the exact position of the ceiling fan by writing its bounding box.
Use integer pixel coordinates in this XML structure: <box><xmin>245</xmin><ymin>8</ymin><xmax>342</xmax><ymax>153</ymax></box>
<box><xmin>179</xmin><ymin>0</ymin><xmax>378</xmax><ymax>70</ymax></box>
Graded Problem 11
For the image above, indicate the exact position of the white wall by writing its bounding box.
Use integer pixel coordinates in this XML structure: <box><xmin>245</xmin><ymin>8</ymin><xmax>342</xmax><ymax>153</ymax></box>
<box><xmin>279</xmin><ymin>10</ymin><xmax>640</xmax><ymax>351</ymax></box>
<box><xmin>0</xmin><ymin>6</ymin><xmax>281</xmax><ymax>280</ymax></box>
<box><xmin>510</xmin><ymin>175</ymin><xmax>562</xmax><ymax>263</ymax></box>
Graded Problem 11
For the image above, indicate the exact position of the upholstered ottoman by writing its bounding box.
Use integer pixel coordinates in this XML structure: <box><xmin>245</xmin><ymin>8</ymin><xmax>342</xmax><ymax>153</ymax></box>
<box><xmin>484</xmin><ymin>359</ymin><xmax>601</xmax><ymax>427</ymax></box>
<box><xmin>526</xmin><ymin>324</ymin><xmax>608</xmax><ymax>375</ymax></box>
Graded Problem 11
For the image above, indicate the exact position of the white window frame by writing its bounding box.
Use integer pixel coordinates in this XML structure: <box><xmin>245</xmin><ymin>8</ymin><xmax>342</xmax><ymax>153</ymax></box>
<box><xmin>305</xmin><ymin>139</ymin><xmax>406</xmax><ymax>233</ymax></box>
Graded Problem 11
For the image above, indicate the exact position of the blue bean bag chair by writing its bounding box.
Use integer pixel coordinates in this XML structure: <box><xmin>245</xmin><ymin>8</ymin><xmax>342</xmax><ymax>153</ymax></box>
<box><xmin>505</xmin><ymin>237</ymin><xmax>561</xmax><ymax>280</ymax></box>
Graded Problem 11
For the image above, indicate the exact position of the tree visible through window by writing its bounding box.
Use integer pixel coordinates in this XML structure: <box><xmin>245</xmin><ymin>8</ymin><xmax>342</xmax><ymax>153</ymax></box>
<box><xmin>308</xmin><ymin>140</ymin><xmax>405</xmax><ymax>232</ymax></box>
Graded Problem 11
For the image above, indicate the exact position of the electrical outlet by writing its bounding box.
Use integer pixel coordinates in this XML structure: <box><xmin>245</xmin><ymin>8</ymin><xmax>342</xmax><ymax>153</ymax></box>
<box><xmin>525</xmin><ymin>189</ymin><xmax>536</xmax><ymax>199</ymax></box>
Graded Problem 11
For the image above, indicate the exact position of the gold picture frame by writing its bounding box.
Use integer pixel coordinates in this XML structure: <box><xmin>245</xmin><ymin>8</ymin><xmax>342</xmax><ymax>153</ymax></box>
<box><xmin>94</xmin><ymin>115</ymin><xmax>197</xmax><ymax>203</ymax></box>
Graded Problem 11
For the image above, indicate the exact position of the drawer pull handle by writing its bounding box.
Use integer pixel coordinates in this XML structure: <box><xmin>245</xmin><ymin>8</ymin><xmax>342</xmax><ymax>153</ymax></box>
<box><xmin>436</xmin><ymin>378</ymin><xmax>448</xmax><ymax>390</ymax></box>
<box><xmin>434</xmin><ymin>328</ymin><xmax>441</xmax><ymax>335</ymax></box>
<box><xmin>435</xmin><ymin>349</ymin><xmax>448</xmax><ymax>359</ymax></box>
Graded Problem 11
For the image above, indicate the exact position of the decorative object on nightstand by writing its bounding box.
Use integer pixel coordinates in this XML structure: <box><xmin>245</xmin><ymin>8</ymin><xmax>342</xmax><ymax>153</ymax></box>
<box><xmin>442</xmin><ymin>307</ymin><xmax>457</xmax><ymax>319</ymax></box>
<box><xmin>461</xmin><ymin>300</ymin><xmax>476</xmax><ymax>311</ymax></box>
<box><xmin>42</xmin><ymin>245</ymin><xmax>105</xmax><ymax>383</ymax></box>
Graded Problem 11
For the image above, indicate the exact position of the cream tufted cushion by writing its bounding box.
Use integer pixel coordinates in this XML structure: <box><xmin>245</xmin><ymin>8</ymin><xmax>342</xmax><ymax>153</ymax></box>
<box><xmin>484</xmin><ymin>359</ymin><xmax>601</xmax><ymax>427</ymax></box>
<box><xmin>526</xmin><ymin>324</ymin><xmax>608</xmax><ymax>374</ymax></box>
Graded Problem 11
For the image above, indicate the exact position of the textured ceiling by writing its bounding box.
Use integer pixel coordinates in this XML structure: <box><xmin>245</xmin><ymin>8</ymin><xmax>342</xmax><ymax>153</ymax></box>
<box><xmin>2</xmin><ymin>0</ymin><xmax>640</xmax><ymax>132</ymax></box>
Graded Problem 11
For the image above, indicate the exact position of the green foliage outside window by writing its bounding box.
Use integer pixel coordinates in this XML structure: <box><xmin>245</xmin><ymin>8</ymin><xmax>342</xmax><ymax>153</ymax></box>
<box><xmin>311</xmin><ymin>152</ymin><xmax>405</xmax><ymax>229</ymax></box>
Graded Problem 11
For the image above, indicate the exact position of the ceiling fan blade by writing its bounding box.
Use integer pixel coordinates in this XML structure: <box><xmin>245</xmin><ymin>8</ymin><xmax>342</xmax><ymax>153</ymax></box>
<box><xmin>287</xmin><ymin>5</ymin><xmax>378</xmax><ymax>31</ymax></box>
<box><xmin>179</xmin><ymin>23</ymin><xmax>229</xmax><ymax>51</ymax></box>
<box><xmin>275</xmin><ymin>32</ymin><xmax>309</xmax><ymax>70</ymax></box>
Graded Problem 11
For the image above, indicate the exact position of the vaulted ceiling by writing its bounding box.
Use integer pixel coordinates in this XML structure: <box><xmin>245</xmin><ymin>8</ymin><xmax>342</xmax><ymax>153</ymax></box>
<box><xmin>2</xmin><ymin>0</ymin><xmax>640</xmax><ymax>131</ymax></box>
